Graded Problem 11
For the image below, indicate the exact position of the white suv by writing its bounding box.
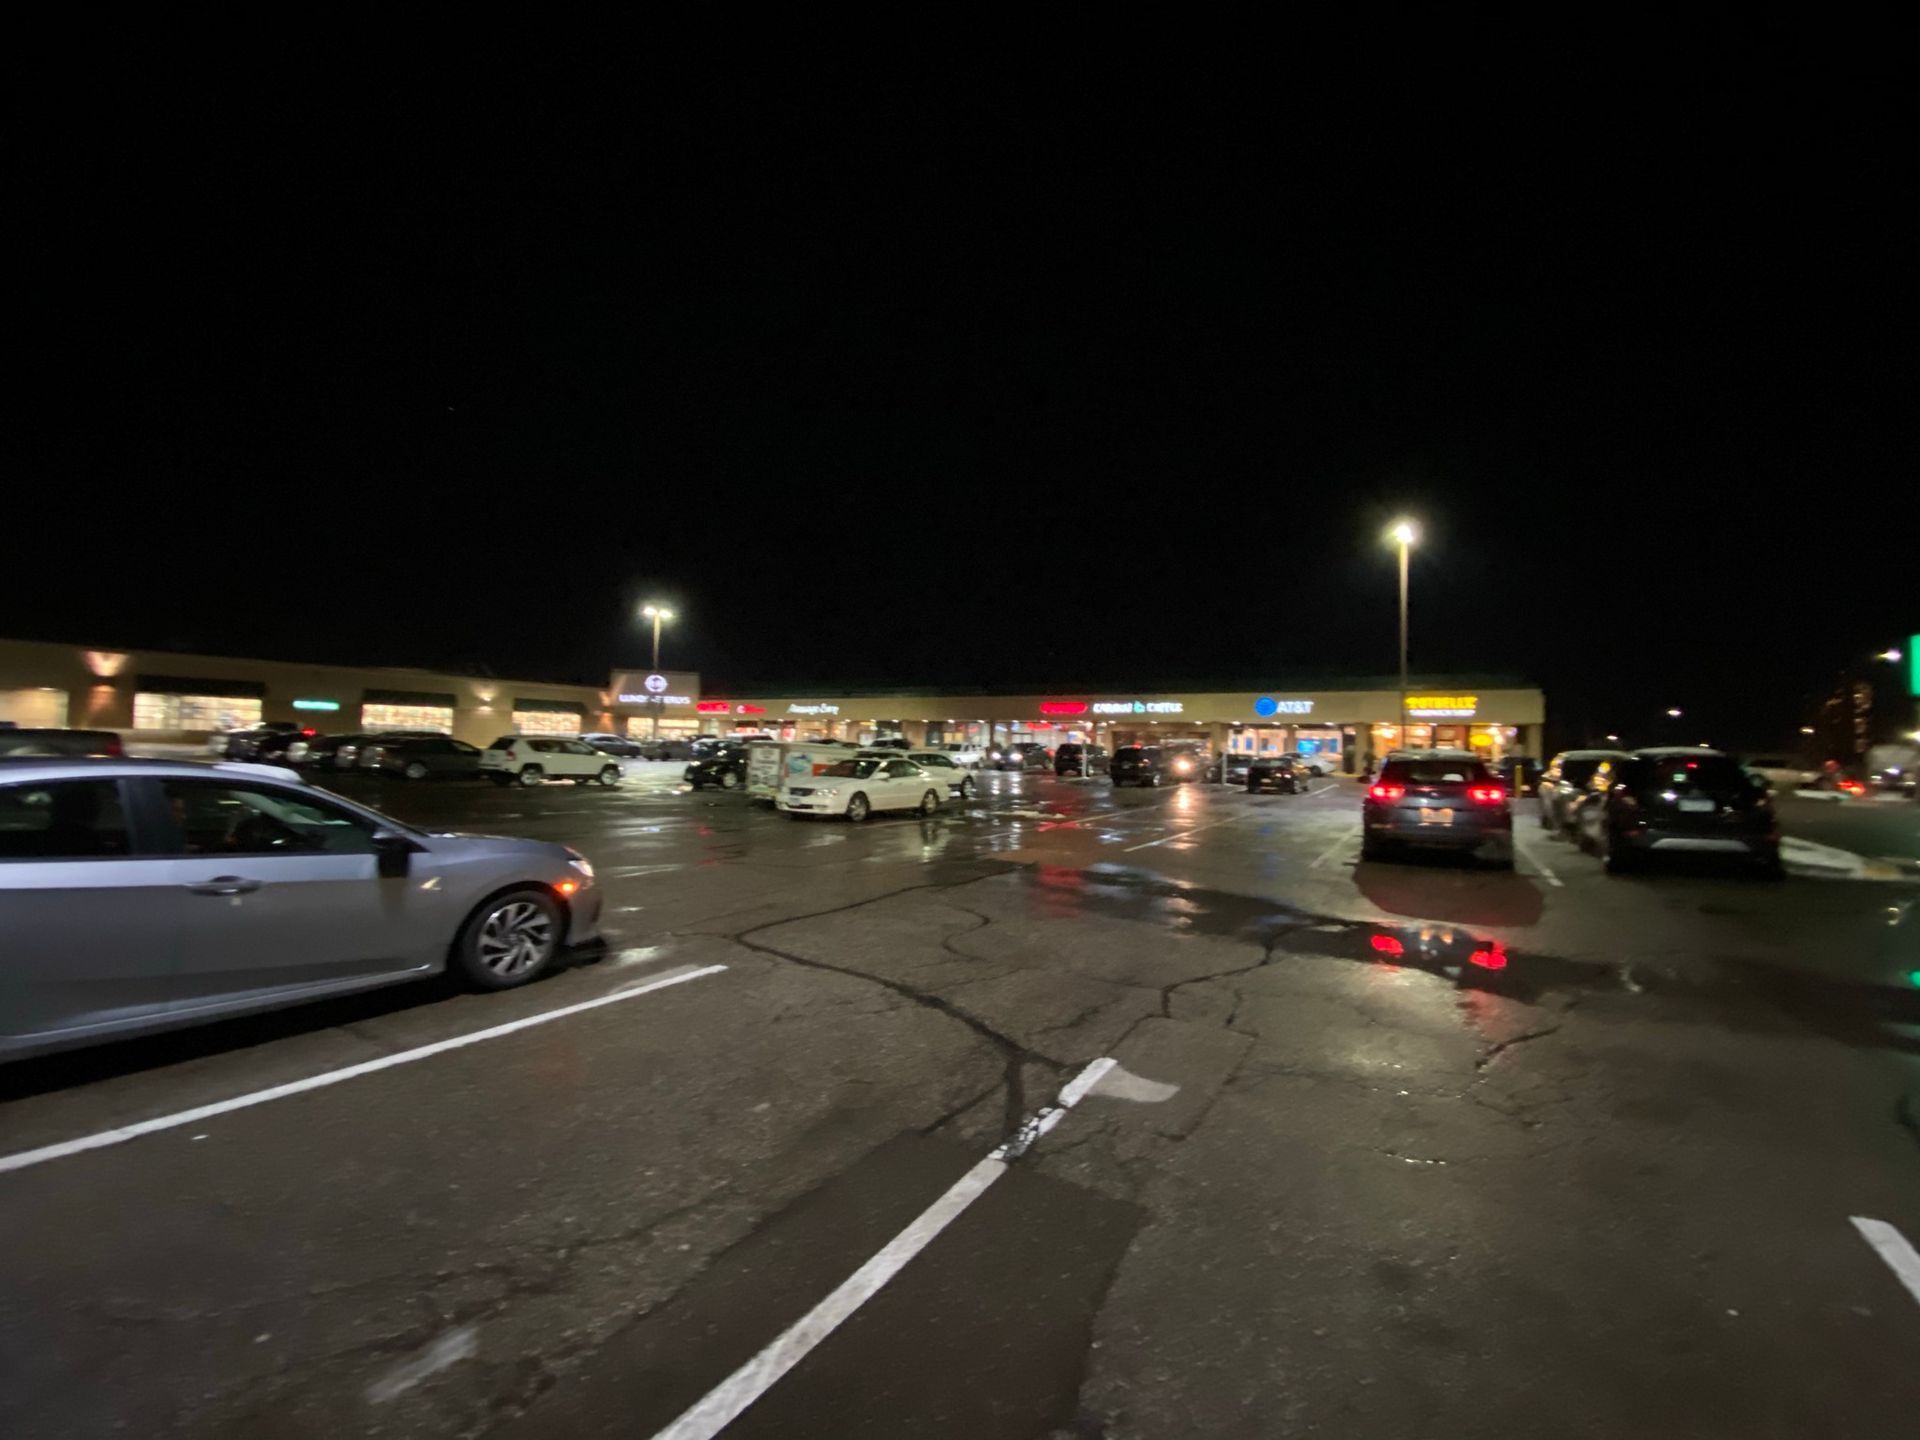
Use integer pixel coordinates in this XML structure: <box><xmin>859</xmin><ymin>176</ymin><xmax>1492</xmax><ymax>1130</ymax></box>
<box><xmin>481</xmin><ymin>736</ymin><xmax>624</xmax><ymax>788</ymax></box>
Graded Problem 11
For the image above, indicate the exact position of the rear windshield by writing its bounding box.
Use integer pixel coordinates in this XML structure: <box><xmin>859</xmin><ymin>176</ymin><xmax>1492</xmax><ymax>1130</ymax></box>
<box><xmin>1380</xmin><ymin>759</ymin><xmax>1489</xmax><ymax>785</ymax></box>
<box><xmin>1640</xmin><ymin>756</ymin><xmax>1752</xmax><ymax>790</ymax></box>
<box><xmin>819</xmin><ymin>760</ymin><xmax>881</xmax><ymax>778</ymax></box>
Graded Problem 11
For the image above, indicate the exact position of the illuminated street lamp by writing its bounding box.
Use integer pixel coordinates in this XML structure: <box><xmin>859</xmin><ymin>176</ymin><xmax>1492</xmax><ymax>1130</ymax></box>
<box><xmin>640</xmin><ymin>603</ymin><xmax>676</xmax><ymax>740</ymax></box>
<box><xmin>1386</xmin><ymin>519</ymin><xmax>1418</xmax><ymax>748</ymax></box>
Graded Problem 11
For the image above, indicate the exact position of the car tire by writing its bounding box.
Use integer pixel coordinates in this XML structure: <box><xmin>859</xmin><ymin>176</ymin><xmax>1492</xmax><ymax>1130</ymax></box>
<box><xmin>845</xmin><ymin>793</ymin><xmax>870</xmax><ymax>823</ymax></box>
<box><xmin>403</xmin><ymin>761</ymin><xmax>430</xmax><ymax>781</ymax></box>
<box><xmin>598</xmin><ymin>766</ymin><xmax>621</xmax><ymax>787</ymax></box>
<box><xmin>517</xmin><ymin>765</ymin><xmax>544</xmax><ymax>788</ymax></box>
<box><xmin>452</xmin><ymin>888</ymin><xmax>562</xmax><ymax>990</ymax></box>
<box><xmin>720</xmin><ymin>771</ymin><xmax>739</xmax><ymax>790</ymax></box>
<box><xmin>919</xmin><ymin>789</ymin><xmax>940</xmax><ymax>816</ymax></box>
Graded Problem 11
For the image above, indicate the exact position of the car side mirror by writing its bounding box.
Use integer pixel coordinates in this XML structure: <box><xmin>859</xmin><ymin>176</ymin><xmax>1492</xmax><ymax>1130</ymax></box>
<box><xmin>371</xmin><ymin>829</ymin><xmax>419</xmax><ymax>878</ymax></box>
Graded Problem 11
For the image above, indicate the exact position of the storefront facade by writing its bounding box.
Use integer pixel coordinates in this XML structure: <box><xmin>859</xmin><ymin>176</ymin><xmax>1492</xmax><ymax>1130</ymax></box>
<box><xmin>691</xmin><ymin>681</ymin><xmax>1546</xmax><ymax>768</ymax></box>
<box><xmin>0</xmin><ymin>638</ymin><xmax>622</xmax><ymax>749</ymax></box>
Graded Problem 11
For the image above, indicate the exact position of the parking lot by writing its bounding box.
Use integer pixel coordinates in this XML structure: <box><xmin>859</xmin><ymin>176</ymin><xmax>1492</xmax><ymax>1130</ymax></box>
<box><xmin>3</xmin><ymin>763</ymin><xmax>1918</xmax><ymax>1439</ymax></box>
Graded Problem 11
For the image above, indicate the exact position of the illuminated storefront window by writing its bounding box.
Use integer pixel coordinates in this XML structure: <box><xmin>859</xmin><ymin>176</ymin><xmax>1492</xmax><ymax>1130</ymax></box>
<box><xmin>511</xmin><ymin>708</ymin><xmax>582</xmax><ymax>736</ymax></box>
<box><xmin>362</xmin><ymin>702</ymin><xmax>454</xmax><ymax>732</ymax></box>
<box><xmin>134</xmin><ymin>693</ymin><xmax>262</xmax><ymax>731</ymax></box>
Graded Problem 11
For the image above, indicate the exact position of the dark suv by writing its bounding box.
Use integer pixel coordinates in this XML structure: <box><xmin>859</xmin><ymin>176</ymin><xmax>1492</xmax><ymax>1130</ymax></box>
<box><xmin>1362</xmin><ymin>751</ymin><xmax>1513</xmax><ymax>866</ymax></box>
<box><xmin>1054</xmin><ymin>743</ymin><xmax>1109</xmax><ymax>777</ymax></box>
<box><xmin>1577</xmin><ymin>748</ymin><xmax>1781</xmax><ymax>876</ymax></box>
<box><xmin>1110</xmin><ymin>745</ymin><xmax>1165</xmax><ymax>787</ymax></box>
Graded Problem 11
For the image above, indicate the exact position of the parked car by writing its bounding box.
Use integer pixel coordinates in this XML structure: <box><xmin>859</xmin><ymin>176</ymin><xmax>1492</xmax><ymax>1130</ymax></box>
<box><xmin>907</xmin><ymin>749</ymin><xmax>976</xmax><ymax>799</ymax></box>
<box><xmin>1743</xmin><ymin>755</ymin><xmax>1816</xmax><ymax>792</ymax></box>
<box><xmin>991</xmin><ymin>742</ymin><xmax>1051</xmax><ymax>772</ymax></box>
<box><xmin>480</xmin><ymin>736</ymin><xmax>625</xmax><ymax>788</ymax></box>
<box><xmin>1206</xmin><ymin>754</ymin><xmax>1254</xmax><ymax>784</ymax></box>
<box><xmin>0</xmin><ymin>758</ymin><xmax>603</xmax><ymax>1059</ymax></box>
<box><xmin>1110</xmin><ymin>745</ymin><xmax>1165</xmax><ymax>787</ymax></box>
<box><xmin>581</xmin><ymin>732</ymin><xmax>645</xmax><ymax>758</ymax></box>
<box><xmin>1577</xmin><ymin>748</ymin><xmax>1781</xmax><ymax>877</ymax></box>
<box><xmin>1054</xmin><ymin>743</ymin><xmax>1109</xmax><ymax>777</ymax></box>
<box><xmin>1246</xmin><ymin>756</ymin><xmax>1302</xmax><ymax>794</ymax></box>
<box><xmin>219</xmin><ymin>722</ymin><xmax>305</xmax><ymax>761</ymax></box>
<box><xmin>1538</xmin><ymin>749</ymin><xmax>1631</xmax><ymax>835</ymax></box>
<box><xmin>685</xmin><ymin>744</ymin><xmax>750</xmax><ymax>790</ymax></box>
<box><xmin>376</xmin><ymin>735</ymin><xmax>483</xmax><ymax>780</ymax></box>
<box><xmin>1163</xmin><ymin>745</ymin><xmax>1206</xmax><ymax>783</ymax></box>
<box><xmin>776</xmin><ymin>756</ymin><xmax>945</xmax><ymax>821</ymax></box>
<box><xmin>0</xmin><ymin>728</ymin><xmax>123</xmax><ymax>758</ymax></box>
<box><xmin>1362</xmin><ymin>750</ymin><xmax>1513</xmax><ymax>866</ymax></box>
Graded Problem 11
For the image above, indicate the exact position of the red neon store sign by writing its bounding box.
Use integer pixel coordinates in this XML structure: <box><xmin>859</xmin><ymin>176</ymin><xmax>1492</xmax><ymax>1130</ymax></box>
<box><xmin>1038</xmin><ymin>701</ymin><xmax>1088</xmax><ymax>716</ymax></box>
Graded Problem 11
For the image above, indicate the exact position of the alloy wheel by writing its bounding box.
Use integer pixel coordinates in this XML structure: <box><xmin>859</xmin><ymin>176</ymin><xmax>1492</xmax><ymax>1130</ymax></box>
<box><xmin>475</xmin><ymin>900</ymin><xmax>556</xmax><ymax>978</ymax></box>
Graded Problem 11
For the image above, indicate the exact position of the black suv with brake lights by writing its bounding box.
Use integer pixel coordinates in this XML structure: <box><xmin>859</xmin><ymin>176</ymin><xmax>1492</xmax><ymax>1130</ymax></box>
<box><xmin>1362</xmin><ymin>750</ymin><xmax>1512</xmax><ymax>866</ymax></box>
<box><xmin>1110</xmin><ymin>745</ymin><xmax>1164</xmax><ymax>787</ymax></box>
<box><xmin>1577</xmin><ymin>748</ymin><xmax>1781</xmax><ymax>876</ymax></box>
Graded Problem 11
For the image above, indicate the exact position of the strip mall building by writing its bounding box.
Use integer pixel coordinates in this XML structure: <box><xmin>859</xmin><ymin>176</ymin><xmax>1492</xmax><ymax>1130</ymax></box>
<box><xmin>0</xmin><ymin>637</ymin><xmax>1543</xmax><ymax>769</ymax></box>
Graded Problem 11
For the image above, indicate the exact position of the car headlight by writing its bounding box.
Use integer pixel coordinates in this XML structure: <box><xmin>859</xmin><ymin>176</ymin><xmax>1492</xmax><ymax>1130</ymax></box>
<box><xmin>566</xmin><ymin>848</ymin><xmax>595</xmax><ymax>880</ymax></box>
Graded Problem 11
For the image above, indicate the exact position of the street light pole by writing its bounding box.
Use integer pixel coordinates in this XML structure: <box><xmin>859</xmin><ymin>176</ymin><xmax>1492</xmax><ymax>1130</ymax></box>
<box><xmin>641</xmin><ymin>603</ymin><xmax>675</xmax><ymax>743</ymax></box>
<box><xmin>1388</xmin><ymin>520</ymin><xmax>1417</xmax><ymax>753</ymax></box>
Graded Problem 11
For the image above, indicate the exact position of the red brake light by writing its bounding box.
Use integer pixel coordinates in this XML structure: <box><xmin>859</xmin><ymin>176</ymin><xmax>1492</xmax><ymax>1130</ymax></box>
<box><xmin>1369</xmin><ymin>784</ymin><xmax>1404</xmax><ymax>800</ymax></box>
<box><xmin>1468</xmin><ymin>785</ymin><xmax>1506</xmax><ymax>805</ymax></box>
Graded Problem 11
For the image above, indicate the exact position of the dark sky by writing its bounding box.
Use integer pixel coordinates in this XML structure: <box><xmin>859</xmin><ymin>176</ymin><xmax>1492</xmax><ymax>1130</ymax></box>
<box><xmin>9</xmin><ymin>16</ymin><xmax>1914</xmax><ymax>749</ymax></box>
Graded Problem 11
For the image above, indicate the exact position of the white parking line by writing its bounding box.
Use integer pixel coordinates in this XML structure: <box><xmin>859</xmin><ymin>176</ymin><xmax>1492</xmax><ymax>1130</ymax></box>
<box><xmin>1308</xmin><ymin>833</ymin><xmax>1354</xmax><ymax>869</ymax></box>
<box><xmin>1851</xmin><ymin>1217</ymin><xmax>1920</xmax><ymax>1307</ymax></box>
<box><xmin>649</xmin><ymin>1057</ymin><xmax>1116</xmax><ymax>1440</ymax></box>
<box><xmin>1122</xmin><ymin>813</ymin><xmax>1252</xmax><ymax>852</ymax></box>
<box><xmin>0</xmin><ymin>964</ymin><xmax>726</xmax><ymax>1178</ymax></box>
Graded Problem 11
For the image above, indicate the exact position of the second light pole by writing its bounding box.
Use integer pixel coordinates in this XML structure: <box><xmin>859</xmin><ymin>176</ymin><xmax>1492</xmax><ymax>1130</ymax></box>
<box><xmin>641</xmin><ymin>603</ymin><xmax>675</xmax><ymax>741</ymax></box>
<box><xmin>1388</xmin><ymin>520</ymin><xmax>1418</xmax><ymax>751</ymax></box>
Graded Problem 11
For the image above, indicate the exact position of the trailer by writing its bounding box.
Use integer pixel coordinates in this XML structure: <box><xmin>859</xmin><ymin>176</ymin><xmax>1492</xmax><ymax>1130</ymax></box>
<box><xmin>747</xmin><ymin>739</ymin><xmax>859</xmax><ymax>800</ymax></box>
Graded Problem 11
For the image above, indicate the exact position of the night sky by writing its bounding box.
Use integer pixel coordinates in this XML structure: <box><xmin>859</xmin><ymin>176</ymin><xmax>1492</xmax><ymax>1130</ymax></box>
<box><xmin>10</xmin><ymin>18</ymin><xmax>1913</xmax><ymax>749</ymax></box>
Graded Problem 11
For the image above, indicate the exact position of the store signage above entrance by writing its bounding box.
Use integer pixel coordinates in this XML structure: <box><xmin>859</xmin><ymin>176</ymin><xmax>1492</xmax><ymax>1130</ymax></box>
<box><xmin>609</xmin><ymin>670</ymin><xmax>699</xmax><ymax>708</ymax></box>
<box><xmin>1405</xmin><ymin>694</ymin><xmax>1478</xmax><ymax>718</ymax></box>
<box><xmin>1253</xmin><ymin>697</ymin><xmax>1313</xmax><ymax>717</ymax></box>
<box><xmin>1091</xmin><ymin>700</ymin><xmax>1185</xmax><ymax>715</ymax></box>
<box><xmin>790</xmin><ymin>703</ymin><xmax>839</xmax><ymax>715</ymax></box>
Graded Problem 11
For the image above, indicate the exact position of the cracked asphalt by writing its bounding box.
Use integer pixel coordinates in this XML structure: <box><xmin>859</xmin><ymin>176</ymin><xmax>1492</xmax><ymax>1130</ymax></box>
<box><xmin>2</xmin><ymin>766</ymin><xmax>1917</xmax><ymax>1438</ymax></box>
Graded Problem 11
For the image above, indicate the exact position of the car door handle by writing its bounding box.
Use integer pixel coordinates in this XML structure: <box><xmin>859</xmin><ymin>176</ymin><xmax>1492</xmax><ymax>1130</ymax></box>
<box><xmin>187</xmin><ymin>876</ymin><xmax>262</xmax><ymax>896</ymax></box>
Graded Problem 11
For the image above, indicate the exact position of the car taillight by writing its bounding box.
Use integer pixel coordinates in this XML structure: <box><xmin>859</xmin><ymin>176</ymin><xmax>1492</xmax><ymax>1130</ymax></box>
<box><xmin>1369</xmin><ymin>784</ymin><xmax>1404</xmax><ymax>800</ymax></box>
<box><xmin>1468</xmin><ymin>785</ymin><xmax>1506</xmax><ymax>805</ymax></box>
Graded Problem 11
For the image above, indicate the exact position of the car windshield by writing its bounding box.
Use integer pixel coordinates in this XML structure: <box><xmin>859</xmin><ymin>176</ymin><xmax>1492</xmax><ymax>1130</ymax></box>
<box><xmin>819</xmin><ymin>760</ymin><xmax>881</xmax><ymax>778</ymax></box>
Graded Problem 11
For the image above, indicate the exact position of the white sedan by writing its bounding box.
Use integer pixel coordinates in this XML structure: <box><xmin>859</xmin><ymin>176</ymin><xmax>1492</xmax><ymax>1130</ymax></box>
<box><xmin>778</xmin><ymin>757</ymin><xmax>946</xmax><ymax>821</ymax></box>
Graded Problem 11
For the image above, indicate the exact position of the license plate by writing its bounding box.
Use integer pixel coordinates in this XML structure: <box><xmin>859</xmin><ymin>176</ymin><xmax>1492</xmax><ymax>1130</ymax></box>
<box><xmin>1419</xmin><ymin>808</ymin><xmax>1454</xmax><ymax>826</ymax></box>
<box><xmin>1678</xmin><ymin>798</ymin><xmax>1715</xmax><ymax>813</ymax></box>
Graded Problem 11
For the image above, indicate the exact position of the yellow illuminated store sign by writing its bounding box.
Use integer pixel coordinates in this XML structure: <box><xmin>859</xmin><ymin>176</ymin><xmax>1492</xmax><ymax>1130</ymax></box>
<box><xmin>1404</xmin><ymin>694</ymin><xmax>1478</xmax><ymax>718</ymax></box>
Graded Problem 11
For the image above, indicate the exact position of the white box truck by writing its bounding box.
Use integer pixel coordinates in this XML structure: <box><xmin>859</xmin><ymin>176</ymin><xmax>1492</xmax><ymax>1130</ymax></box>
<box><xmin>747</xmin><ymin>739</ymin><xmax>858</xmax><ymax>801</ymax></box>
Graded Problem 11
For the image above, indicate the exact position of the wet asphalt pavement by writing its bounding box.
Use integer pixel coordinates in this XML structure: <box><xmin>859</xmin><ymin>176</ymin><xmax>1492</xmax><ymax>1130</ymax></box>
<box><xmin>2</xmin><ymin>764</ymin><xmax>1917</xmax><ymax>1438</ymax></box>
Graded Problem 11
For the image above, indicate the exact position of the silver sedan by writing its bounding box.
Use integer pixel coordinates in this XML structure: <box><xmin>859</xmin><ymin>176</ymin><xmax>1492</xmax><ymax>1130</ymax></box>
<box><xmin>0</xmin><ymin>758</ymin><xmax>603</xmax><ymax>1061</ymax></box>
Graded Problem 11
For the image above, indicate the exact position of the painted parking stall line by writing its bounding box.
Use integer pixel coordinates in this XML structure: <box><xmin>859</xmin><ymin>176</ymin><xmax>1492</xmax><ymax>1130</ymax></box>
<box><xmin>1851</xmin><ymin>1217</ymin><xmax>1920</xmax><ymax>1307</ymax></box>
<box><xmin>0</xmin><ymin>964</ymin><xmax>726</xmax><ymax>1177</ymax></box>
<box><xmin>649</xmin><ymin>1057</ymin><xmax>1118</xmax><ymax>1440</ymax></box>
